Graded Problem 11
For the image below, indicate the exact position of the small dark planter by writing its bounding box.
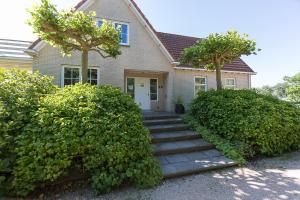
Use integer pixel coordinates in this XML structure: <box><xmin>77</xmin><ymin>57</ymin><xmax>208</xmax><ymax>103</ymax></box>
<box><xmin>175</xmin><ymin>104</ymin><xmax>185</xmax><ymax>114</ymax></box>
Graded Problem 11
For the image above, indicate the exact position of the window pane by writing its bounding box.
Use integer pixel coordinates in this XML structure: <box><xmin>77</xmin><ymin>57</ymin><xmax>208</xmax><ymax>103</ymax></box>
<box><xmin>226</xmin><ymin>79</ymin><xmax>235</xmax><ymax>85</ymax></box>
<box><xmin>98</xmin><ymin>20</ymin><xmax>103</xmax><ymax>27</ymax></box>
<box><xmin>121</xmin><ymin>33</ymin><xmax>128</xmax><ymax>44</ymax></box>
<box><xmin>72</xmin><ymin>68</ymin><xmax>80</xmax><ymax>79</ymax></box>
<box><xmin>64</xmin><ymin>68</ymin><xmax>71</xmax><ymax>78</ymax></box>
<box><xmin>151</xmin><ymin>94</ymin><xmax>158</xmax><ymax>101</ymax></box>
<box><xmin>90</xmin><ymin>80</ymin><xmax>98</xmax><ymax>85</ymax></box>
<box><xmin>150</xmin><ymin>79</ymin><xmax>158</xmax><ymax>100</ymax></box>
<box><xmin>127</xmin><ymin>78</ymin><xmax>135</xmax><ymax>98</ymax></box>
<box><xmin>73</xmin><ymin>79</ymin><xmax>80</xmax><ymax>84</ymax></box>
<box><xmin>195</xmin><ymin>77</ymin><xmax>206</xmax><ymax>84</ymax></box>
<box><xmin>90</xmin><ymin>69</ymin><xmax>98</xmax><ymax>79</ymax></box>
<box><xmin>121</xmin><ymin>24</ymin><xmax>128</xmax><ymax>34</ymax></box>
<box><xmin>64</xmin><ymin>79</ymin><xmax>71</xmax><ymax>86</ymax></box>
<box><xmin>195</xmin><ymin>85</ymin><xmax>206</xmax><ymax>93</ymax></box>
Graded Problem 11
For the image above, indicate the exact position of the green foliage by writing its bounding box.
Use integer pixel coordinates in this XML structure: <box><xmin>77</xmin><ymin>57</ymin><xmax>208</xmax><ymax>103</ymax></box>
<box><xmin>190</xmin><ymin>89</ymin><xmax>300</xmax><ymax>158</ymax></box>
<box><xmin>181</xmin><ymin>30</ymin><xmax>259</xmax><ymax>69</ymax></box>
<box><xmin>27</xmin><ymin>0</ymin><xmax>121</xmax><ymax>83</ymax></box>
<box><xmin>256</xmin><ymin>83</ymin><xmax>288</xmax><ymax>99</ymax></box>
<box><xmin>180</xmin><ymin>30</ymin><xmax>259</xmax><ymax>89</ymax></box>
<box><xmin>27</xmin><ymin>0</ymin><xmax>121</xmax><ymax>57</ymax></box>
<box><xmin>0</xmin><ymin>69</ymin><xmax>57</xmax><ymax>195</ymax></box>
<box><xmin>185</xmin><ymin>115</ymin><xmax>246</xmax><ymax>165</ymax></box>
<box><xmin>7</xmin><ymin>84</ymin><xmax>162</xmax><ymax>197</ymax></box>
<box><xmin>284</xmin><ymin>73</ymin><xmax>300</xmax><ymax>104</ymax></box>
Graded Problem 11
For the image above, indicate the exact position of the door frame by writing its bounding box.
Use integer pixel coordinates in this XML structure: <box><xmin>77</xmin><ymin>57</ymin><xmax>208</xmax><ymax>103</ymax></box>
<box><xmin>126</xmin><ymin>76</ymin><xmax>159</xmax><ymax>110</ymax></box>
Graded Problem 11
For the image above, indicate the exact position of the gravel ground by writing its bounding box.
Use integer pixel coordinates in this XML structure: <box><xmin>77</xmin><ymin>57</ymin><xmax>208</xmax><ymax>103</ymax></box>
<box><xmin>6</xmin><ymin>151</ymin><xmax>300</xmax><ymax>200</ymax></box>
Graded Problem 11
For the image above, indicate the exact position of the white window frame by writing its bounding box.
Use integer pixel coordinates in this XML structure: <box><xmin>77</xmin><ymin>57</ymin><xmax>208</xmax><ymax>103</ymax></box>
<box><xmin>150</xmin><ymin>78</ymin><xmax>159</xmax><ymax>102</ymax></box>
<box><xmin>225</xmin><ymin>78</ymin><xmax>236</xmax><ymax>89</ymax></box>
<box><xmin>97</xmin><ymin>19</ymin><xmax>130</xmax><ymax>46</ymax></box>
<box><xmin>61</xmin><ymin>65</ymin><xmax>100</xmax><ymax>87</ymax></box>
<box><xmin>194</xmin><ymin>76</ymin><xmax>208</xmax><ymax>96</ymax></box>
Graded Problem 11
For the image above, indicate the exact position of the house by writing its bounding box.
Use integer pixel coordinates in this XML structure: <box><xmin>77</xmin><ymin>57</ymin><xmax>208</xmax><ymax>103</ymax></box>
<box><xmin>26</xmin><ymin>0</ymin><xmax>256</xmax><ymax>112</ymax></box>
<box><xmin>0</xmin><ymin>39</ymin><xmax>32</xmax><ymax>73</ymax></box>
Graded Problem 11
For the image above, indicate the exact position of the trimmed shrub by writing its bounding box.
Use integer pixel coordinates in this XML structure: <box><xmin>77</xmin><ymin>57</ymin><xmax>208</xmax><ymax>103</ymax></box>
<box><xmin>0</xmin><ymin>69</ymin><xmax>57</xmax><ymax>195</ymax></box>
<box><xmin>10</xmin><ymin>84</ymin><xmax>162</xmax><ymax>196</ymax></box>
<box><xmin>185</xmin><ymin>115</ymin><xmax>246</xmax><ymax>165</ymax></box>
<box><xmin>190</xmin><ymin>89</ymin><xmax>300</xmax><ymax>158</ymax></box>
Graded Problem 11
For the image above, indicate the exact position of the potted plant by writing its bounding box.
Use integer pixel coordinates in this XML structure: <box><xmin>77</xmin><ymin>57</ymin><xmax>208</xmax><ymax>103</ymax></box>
<box><xmin>173</xmin><ymin>96</ymin><xmax>185</xmax><ymax>114</ymax></box>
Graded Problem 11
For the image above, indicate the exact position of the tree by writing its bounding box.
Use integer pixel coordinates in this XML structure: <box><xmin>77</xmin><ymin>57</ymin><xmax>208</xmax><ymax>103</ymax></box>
<box><xmin>181</xmin><ymin>30</ymin><xmax>259</xmax><ymax>90</ymax></box>
<box><xmin>257</xmin><ymin>83</ymin><xmax>288</xmax><ymax>99</ymax></box>
<box><xmin>28</xmin><ymin>0</ymin><xmax>121</xmax><ymax>83</ymax></box>
<box><xmin>284</xmin><ymin>73</ymin><xmax>300</xmax><ymax>104</ymax></box>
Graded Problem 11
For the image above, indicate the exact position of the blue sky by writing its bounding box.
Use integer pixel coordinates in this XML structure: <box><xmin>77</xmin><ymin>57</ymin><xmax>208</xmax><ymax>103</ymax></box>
<box><xmin>0</xmin><ymin>0</ymin><xmax>299</xmax><ymax>87</ymax></box>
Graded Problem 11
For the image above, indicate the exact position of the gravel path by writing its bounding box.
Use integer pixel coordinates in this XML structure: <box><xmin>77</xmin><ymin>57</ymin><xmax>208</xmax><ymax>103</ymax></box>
<box><xmin>9</xmin><ymin>151</ymin><xmax>300</xmax><ymax>200</ymax></box>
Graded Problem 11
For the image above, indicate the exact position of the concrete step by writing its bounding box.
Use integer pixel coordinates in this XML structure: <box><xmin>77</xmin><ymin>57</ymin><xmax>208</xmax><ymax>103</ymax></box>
<box><xmin>147</xmin><ymin>124</ymin><xmax>190</xmax><ymax>133</ymax></box>
<box><xmin>159</xmin><ymin>151</ymin><xmax>237</xmax><ymax>178</ymax></box>
<box><xmin>153</xmin><ymin>139</ymin><xmax>214</xmax><ymax>156</ymax></box>
<box><xmin>143</xmin><ymin>113</ymin><xmax>180</xmax><ymax>120</ymax></box>
<box><xmin>151</xmin><ymin>131</ymin><xmax>200</xmax><ymax>143</ymax></box>
<box><xmin>144</xmin><ymin>118</ymin><xmax>184</xmax><ymax>126</ymax></box>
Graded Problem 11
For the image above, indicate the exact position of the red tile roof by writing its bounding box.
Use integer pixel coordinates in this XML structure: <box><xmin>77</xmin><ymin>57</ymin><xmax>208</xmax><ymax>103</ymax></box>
<box><xmin>157</xmin><ymin>32</ymin><xmax>255</xmax><ymax>73</ymax></box>
<box><xmin>28</xmin><ymin>0</ymin><xmax>255</xmax><ymax>73</ymax></box>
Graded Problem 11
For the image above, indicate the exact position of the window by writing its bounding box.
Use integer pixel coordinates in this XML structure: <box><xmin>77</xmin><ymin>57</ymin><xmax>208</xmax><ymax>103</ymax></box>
<box><xmin>98</xmin><ymin>20</ymin><xmax>129</xmax><ymax>45</ymax></box>
<box><xmin>194</xmin><ymin>76</ymin><xmax>207</xmax><ymax>96</ymax></box>
<box><xmin>150</xmin><ymin>79</ymin><xmax>158</xmax><ymax>101</ymax></box>
<box><xmin>225</xmin><ymin>78</ymin><xmax>236</xmax><ymax>89</ymax></box>
<box><xmin>64</xmin><ymin>67</ymin><xmax>80</xmax><ymax>86</ymax></box>
<box><xmin>115</xmin><ymin>23</ymin><xmax>129</xmax><ymax>45</ymax></box>
<box><xmin>126</xmin><ymin>77</ymin><xmax>135</xmax><ymax>98</ymax></box>
<box><xmin>63</xmin><ymin>67</ymin><xmax>100</xmax><ymax>87</ymax></box>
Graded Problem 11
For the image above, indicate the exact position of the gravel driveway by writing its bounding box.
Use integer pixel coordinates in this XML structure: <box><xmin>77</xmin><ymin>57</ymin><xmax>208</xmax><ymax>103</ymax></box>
<box><xmin>8</xmin><ymin>151</ymin><xmax>300</xmax><ymax>200</ymax></box>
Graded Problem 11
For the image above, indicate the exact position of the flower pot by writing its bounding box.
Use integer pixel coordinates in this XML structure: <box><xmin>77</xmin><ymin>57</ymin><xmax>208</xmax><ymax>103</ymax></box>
<box><xmin>175</xmin><ymin>104</ymin><xmax>185</xmax><ymax>114</ymax></box>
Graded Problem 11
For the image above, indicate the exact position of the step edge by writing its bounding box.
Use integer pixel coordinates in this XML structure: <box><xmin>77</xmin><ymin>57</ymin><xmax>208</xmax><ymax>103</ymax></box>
<box><xmin>153</xmin><ymin>143</ymin><xmax>215</xmax><ymax>156</ymax></box>
<box><xmin>163</xmin><ymin>162</ymin><xmax>238</xmax><ymax>178</ymax></box>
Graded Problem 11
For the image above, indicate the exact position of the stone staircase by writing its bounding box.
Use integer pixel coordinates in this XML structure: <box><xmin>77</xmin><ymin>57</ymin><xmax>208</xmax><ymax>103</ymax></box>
<box><xmin>143</xmin><ymin>113</ymin><xmax>237</xmax><ymax>178</ymax></box>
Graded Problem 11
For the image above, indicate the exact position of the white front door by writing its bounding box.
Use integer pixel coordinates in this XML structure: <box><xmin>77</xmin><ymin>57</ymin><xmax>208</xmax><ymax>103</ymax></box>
<box><xmin>134</xmin><ymin>77</ymin><xmax>151</xmax><ymax>110</ymax></box>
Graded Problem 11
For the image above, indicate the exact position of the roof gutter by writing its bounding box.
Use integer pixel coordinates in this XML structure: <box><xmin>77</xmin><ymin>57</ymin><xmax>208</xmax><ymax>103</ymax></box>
<box><xmin>174</xmin><ymin>66</ymin><xmax>257</xmax><ymax>75</ymax></box>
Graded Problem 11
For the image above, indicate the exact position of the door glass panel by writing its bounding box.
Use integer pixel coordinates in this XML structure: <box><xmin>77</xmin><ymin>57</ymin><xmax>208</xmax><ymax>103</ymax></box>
<box><xmin>127</xmin><ymin>78</ymin><xmax>135</xmax><ymax>98</ymax></box>
<box><xmin>150</xmin><ymin>79</ymin><xmax>158</xmax><ymax>101</ymax></box>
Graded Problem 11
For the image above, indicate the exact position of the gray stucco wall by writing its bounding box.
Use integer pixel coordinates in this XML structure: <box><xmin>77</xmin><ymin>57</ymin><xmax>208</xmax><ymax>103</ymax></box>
<box><xmin>174</xmin><ymin>69</ymin><xmax>251</xmax><ymax>108</ymax></box>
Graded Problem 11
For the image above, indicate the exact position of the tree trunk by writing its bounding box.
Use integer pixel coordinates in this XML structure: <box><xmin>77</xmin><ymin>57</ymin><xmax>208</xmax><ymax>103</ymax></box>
<box><xmin>82</xmin><ymin>50</ymin><xmax>89</xmax><ymax>83</ymax></box>
<box><xmin>216</xmin><ymin>64</ymin><xmax>222</xmax><ymax>90</ymax></box>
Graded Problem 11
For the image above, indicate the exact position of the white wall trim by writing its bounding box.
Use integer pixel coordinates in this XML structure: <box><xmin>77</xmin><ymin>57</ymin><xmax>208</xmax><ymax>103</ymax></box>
<box><xmin>174</xmin><ymin>66</ymin><xmax>257</xmax><ymax>75</ymax></box>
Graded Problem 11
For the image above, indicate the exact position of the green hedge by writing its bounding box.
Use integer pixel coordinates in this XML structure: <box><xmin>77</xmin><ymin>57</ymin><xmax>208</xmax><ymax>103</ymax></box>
<box><xmin>11</xmin><ymin>84</ymin><xmax>162</xmax><ymax>196</ymax></box>
<box><xmin>185</xmin><ymin>115</ymin><xmax>246</xmax><ymax>165</ymax></box>
<box><xmin>0</xmin><ymin>70</ymin><xmax>162</xmax><ymax>197</ymax></box>
<box><xmin>0</xmin><ymin>69</ymin><xmax>57</xmax><ymax>195</ymax></box>
<box><xmin>190</xmin><ymin>89</ymin><xmax>300</xmax><ymax>158</ymax></box>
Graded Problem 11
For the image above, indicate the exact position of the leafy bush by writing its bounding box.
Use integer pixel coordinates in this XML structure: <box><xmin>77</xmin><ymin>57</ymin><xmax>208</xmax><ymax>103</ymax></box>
<box><xmin>9</xmin><ymin>84</ymin><xmax>162</xmax><ymax>196</ymax></box>
<box><xmin>190</xmin><ymin>89</ymin><xmax>300</xmax><ymax>158</ymax></box>
<box><xmin>185</xmin><ymin>115</ymin><xmax>246</xmax><ymax>165</ymax></box>
<box><xmin>0</xmin><ymin>69</ymin><xmax>57</xmax><ymax>194</ymax></box>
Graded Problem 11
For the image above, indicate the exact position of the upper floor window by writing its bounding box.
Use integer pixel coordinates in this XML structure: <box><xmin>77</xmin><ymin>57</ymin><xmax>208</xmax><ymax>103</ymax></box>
<box><xmin>62</xmin><ymin>66</ymin><xmax>100</xmax><ymax>87</ymax></box>
<box><xmin>225</xmin><ymin>78</ymin><xmax>236</xmax><ymax>89</ymax></box>
<box><xmin>194</xmin><ymin>76</ymin><xmax>207</xmax><ymax>96</ymax></box>
<box><xmin>98</xmin><ymin>20</ymin><xmax>129</xmax><ymax>46</ymax></box>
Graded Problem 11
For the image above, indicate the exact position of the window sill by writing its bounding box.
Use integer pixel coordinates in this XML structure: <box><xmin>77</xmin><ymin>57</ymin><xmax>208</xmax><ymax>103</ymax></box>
<box><xmin>120</xmin><ymin>43</ymin><xmax>130</xmax><ymax>47</ymax></box>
